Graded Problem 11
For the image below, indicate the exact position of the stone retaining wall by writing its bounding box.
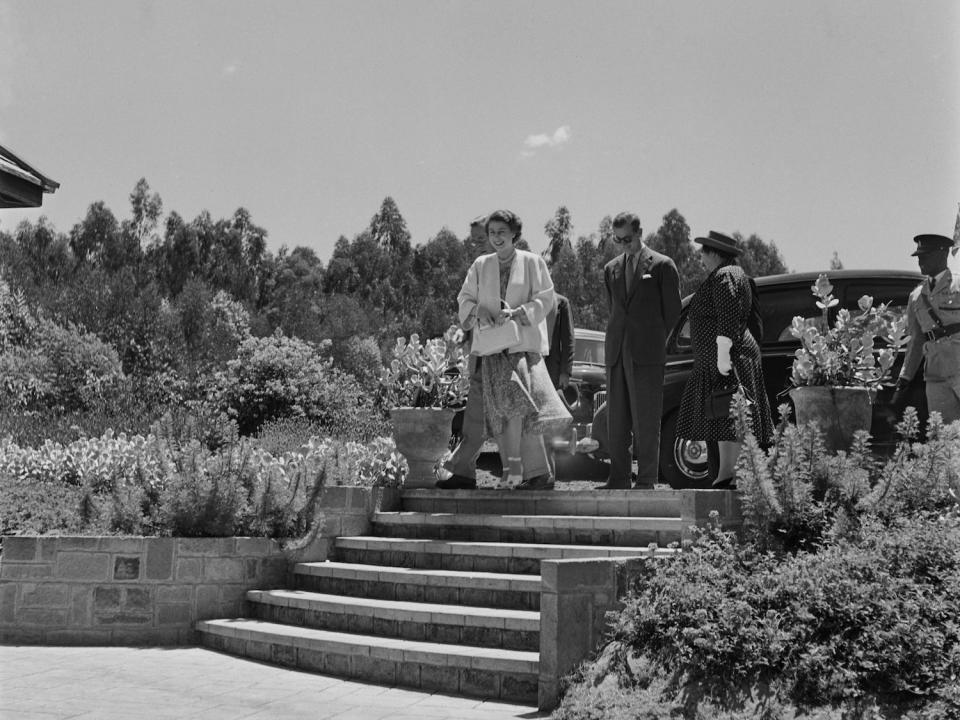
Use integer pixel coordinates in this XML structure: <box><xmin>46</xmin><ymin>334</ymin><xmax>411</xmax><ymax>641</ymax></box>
<box><xmin>0</xmin><ymin>485</ymin><xmax>401</xmax><ymax>646</ymax></box>
<box><xmin>0</xmin><ymin>536</ymin><xmax>287</xmax><ymax>645</ymax></box>
<box><xmin>538</xmin><ymin>489</ymin><xmax>743</xmax><ymax>710</ymax></box>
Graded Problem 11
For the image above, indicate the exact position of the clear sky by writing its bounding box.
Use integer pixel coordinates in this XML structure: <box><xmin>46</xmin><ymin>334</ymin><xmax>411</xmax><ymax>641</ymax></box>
<box><xmin>1</xmin><ymin>0</ymin><xmax>957</xmax><ymax>272</ymax></box>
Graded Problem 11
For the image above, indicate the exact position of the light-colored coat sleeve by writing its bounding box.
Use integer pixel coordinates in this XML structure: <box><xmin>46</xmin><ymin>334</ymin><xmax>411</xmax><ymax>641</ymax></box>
<box><xmin>898</xmin><ymin>286</ymin><xmax>924</xmax><ymax>383</ymax></box>
<box><xmin>516</xmin><ymin>253</ymin><xmax>556</xmax><ymax>326</ymax></box>
<box><xmin>457</xmin><ymin>258</ymin><xmax>482</xmax><ymax>330</ymax></box>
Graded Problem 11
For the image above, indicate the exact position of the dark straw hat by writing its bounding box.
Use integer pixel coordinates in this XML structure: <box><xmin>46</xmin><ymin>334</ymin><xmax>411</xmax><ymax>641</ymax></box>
<box><xmin>694</xmin><ymin>230</ymin><xmax>742</xmax><ymax>257</ymax></box>
<box><xmin>559</xmin><ymin>384</ymin><xmax>579</xmax><ymax>410</ymax></box>
<box><xmin>911</xmin><ymin>233</ymin><xmax>954</xmax><ymax>256</ymax></box>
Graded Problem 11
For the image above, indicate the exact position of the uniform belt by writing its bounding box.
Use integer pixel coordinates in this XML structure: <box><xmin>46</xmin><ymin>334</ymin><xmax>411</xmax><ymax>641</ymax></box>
<box><xmin>925</xmin><ymin>323</ymin><xmax>960</xmax><ymax>341</ymax></box>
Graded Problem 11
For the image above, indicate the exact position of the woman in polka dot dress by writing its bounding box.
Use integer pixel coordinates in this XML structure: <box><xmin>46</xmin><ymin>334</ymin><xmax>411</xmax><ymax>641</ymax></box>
<box><xmin>676</xmin><ymin>231</ymin><xmax>774</xmax><ymax>488</ymax></box>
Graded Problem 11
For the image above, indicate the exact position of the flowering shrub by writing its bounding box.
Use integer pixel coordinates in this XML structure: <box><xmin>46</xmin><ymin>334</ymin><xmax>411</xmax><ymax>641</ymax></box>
<box><xmin>0</xmin><ymin>429</ymin><xmax>404</xmax><ymax>538</ymax></box>
<box><xmin>0</xmin><ymin>317</ymin><xmax>126</xmax><ymax>411</ymax></box>
<box><xmin>378</xmin><ymin>325</ymin><xmax>468</xmax><ymax>409</ymax></box>
<box><xmin>207</xmin><ymin>330</ymin><xmax>374</xmax><ymax>436</ymax></box>
<box><xmin>790</xmin><ymin>273</ymin><xmax>908</xmax><ymax>388</ymax></box>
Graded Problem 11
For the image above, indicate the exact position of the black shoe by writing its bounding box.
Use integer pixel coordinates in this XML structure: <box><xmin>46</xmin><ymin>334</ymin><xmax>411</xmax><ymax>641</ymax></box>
<box><xmin>516</xmin><ymin>474</ymin><xmax>555</xmax><ymax>491</ymax></box>
<box><xmin>711</xmin><ymin>476</ymin><xmax>736</xmax><ymax>490</ymax></box>
<box><xmin>436</xmin><ymin>474</ymin><xmax>478</xmax><ymax>490</ymax></box>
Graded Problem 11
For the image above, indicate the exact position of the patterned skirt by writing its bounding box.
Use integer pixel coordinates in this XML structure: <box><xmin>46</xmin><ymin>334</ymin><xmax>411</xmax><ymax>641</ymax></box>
<box><xmin>676</xmin><ymin>339</ymin><xmax>774</xmax><ymax>445</ymax></box>
<box><xmin>480</xmin><ymin>351</ymin><xmax>572</xmax><ymax>439</ymax></box>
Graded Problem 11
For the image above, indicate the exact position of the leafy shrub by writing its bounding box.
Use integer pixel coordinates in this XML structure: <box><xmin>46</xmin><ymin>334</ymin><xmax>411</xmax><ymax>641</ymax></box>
<box><xmin>0</xmin><ymin>317</ymin><xmax>125</xmax><ymax>412</ymax></box>
<box><xmin>327</xmin><ymin>334</ymin><xmax>384</xmax><ymax>391</ymax></box>
<box><xmin>0</xmin><ymin>432</ymin><xmax>164</xmax><ymax>535</ymax></box>
<box><xmin>208</xmin><ymin>330</ymin><xmax>375</xmax><ymax>437</ymax></box>
<box><xmin>0</xmin><ymin>429</ymin><xmax>403</xmax><ymax>538</ymax></box>
<box><xmin>149</xmin><ymin>402</ymin><xmax>239</xmax><ymax>452</ymax></box>
<box><xmin>0</xmin><ymin>278</ymin><xmax>37</xmax><ymax>352</ymax></box>
<box><xmin>156</xmin><ymin>440</ymin><xmax>254</xmax><ymax>537</ymax></box>
<box><xmin>561</xmin><ymin>514</ymin><xmax>960</xmax><ymax>719</ymax></box>
<box><xmin>0</xmin><ymin>391</ymin><xmax>168</xmax><ymax>448</ymax></box>
<box><xmin>557</xmin><ymin>408</ymin><xmax>960</xmax><ymax>720</ymax></box>
<box><xmin>733</xmin><ymin>399</ymin><xmax>960</xmax><ymax>553</ymax></box>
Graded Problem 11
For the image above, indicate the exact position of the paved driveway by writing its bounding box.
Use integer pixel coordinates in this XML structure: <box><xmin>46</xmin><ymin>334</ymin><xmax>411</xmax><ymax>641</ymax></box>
<box><xmin>0</xmin><ymin>646</ymin><xmax>547</xmax><ymax>720</ymax></box>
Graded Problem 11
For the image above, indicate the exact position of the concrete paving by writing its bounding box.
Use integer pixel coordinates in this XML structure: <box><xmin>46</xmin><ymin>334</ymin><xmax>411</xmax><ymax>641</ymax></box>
<box><xmin>0</xmin><ymin>645</ymin><xmax>548</xmax><ymax>720</ymax></box>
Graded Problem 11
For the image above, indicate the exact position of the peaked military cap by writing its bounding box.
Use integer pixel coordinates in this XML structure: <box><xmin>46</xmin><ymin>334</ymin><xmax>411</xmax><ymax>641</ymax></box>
<box><xmin>911</xmin><ymin>234</ymin><xmax>954</xmax><ymax>256</ymax></box>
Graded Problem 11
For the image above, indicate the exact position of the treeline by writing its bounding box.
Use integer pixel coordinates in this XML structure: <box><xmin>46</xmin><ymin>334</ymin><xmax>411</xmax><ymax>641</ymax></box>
<box><xmin>1</xmin><ymin>179</ymin><xmax>788</xmax><ymax>367</ymax></box>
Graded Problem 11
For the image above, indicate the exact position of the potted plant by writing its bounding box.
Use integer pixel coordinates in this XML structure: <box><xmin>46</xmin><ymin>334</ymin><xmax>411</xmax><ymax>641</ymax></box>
<box><xmin>788</xmin><ymin>273</ymin><xmax>908</xmax><ymax>451</ymax></box>
<box><xmin>378</xmin><ymin>325</ymin><xmax>468</xmax><ymax>487</ymax></box>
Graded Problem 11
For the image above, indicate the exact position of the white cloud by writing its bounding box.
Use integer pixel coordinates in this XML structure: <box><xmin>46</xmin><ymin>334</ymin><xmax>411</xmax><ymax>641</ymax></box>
<box><xmin>523</xmin><ymin>125</ymin><xmax>571</xmax><ymax>152</ymax></box>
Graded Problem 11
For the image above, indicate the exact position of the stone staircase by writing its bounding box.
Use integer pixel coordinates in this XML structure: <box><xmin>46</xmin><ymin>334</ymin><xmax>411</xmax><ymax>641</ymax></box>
<box><xmin>197</xmin><ymin>488</ymin><xmax>683</xmax><ymax>706</ymax></box>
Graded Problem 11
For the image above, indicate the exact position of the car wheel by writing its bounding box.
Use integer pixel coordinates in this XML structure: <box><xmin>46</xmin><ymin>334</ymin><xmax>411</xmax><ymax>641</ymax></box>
<box><xmin>659</xmin><ymin>409</ymin><xmax>711</xmax><ymax>488</ymax></box>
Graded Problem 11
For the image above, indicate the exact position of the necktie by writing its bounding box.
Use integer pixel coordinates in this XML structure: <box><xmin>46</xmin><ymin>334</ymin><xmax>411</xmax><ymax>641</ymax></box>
<box><xmin>625</xmin><ymin>254</ymin><xmax>636</xmax><ymax>291</ymax></box>
<box><xmin>929</xmin><ymin>276</ymin><xmax>937</xmax><ymax>291</ymax></box>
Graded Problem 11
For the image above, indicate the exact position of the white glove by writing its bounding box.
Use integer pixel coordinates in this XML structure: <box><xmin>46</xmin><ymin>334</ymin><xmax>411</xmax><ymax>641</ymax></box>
<box><xmin>716</xmin><ymin>336</ymin><xmax>733</xmax><ymax>376</ymax></box>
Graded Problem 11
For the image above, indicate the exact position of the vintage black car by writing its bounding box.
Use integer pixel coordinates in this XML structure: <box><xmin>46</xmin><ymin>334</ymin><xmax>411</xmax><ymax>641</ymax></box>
<box><xmin>588</xmin><ymin>269</ymin><xmax>927</xmax><ymax>487</ymax></box>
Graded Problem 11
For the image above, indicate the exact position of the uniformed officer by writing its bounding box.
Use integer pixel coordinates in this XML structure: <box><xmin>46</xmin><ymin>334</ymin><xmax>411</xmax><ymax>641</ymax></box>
<box><xmin>892</xmin><ymin>233</ymin><xmax>960</xmax><ymax>424</ymax></box>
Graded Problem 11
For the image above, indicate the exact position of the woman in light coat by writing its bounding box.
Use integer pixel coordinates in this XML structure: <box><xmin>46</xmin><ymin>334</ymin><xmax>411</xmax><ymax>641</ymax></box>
<box><xmin>457</xmin><ymin>209</ymin><xmax>571</xmax><ymax>487</ymax></box>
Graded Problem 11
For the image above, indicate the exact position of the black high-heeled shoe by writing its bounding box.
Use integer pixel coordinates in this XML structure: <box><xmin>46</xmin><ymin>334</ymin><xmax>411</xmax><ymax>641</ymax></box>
<box><xmin>711</xmin><ymin>476</ymin><xmax>737</xmax><ymax>490</ymax></box>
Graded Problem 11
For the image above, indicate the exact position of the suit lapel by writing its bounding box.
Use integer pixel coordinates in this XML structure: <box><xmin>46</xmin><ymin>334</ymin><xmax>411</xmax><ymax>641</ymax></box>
<box><xmin>626</xmin><ymin>247</ymin><xmax>653</xmax><ymax>302</ymax></box>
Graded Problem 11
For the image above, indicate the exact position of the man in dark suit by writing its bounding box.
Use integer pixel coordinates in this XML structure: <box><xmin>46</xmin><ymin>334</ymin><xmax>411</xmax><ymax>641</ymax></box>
<box><xmin>545</xmin><ymin>293</ymin><xmax>575</xmax><ymax>392</ymax></box>
<box><xmin>599</xmin><ymin>212</ymin><xmax>682</xmax><ymax>489</ymax></box>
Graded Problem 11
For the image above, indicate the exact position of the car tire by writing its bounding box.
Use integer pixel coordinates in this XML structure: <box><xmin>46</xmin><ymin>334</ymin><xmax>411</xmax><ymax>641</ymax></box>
<box><xmin>658</xmin><ymin>409</ymin><xmax>712</xmax><ymax>489</ymax></box>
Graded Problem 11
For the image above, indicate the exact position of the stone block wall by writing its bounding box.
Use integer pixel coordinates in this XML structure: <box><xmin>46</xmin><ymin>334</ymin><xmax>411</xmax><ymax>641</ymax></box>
<box><xmin>0</xmin><ymin>536</ymin><xmax>287</xmax><ymax>645</ymax></box>
<box><xmin>538</xmin><ymin>489</ymin><xmax>743</xmax><ymax>710</ymax></box>
<box><xmin>0</xmin><ymin>485</ymin><xmax>401</xmax><ymax>646</ymax></box>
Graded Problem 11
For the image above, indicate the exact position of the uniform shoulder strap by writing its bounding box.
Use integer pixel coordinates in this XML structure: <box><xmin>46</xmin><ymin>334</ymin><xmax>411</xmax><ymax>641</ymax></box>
<box><xmin>916</xmin><ymin>290</ymin><xmax>944</xmax><ymax>328</ymax></box>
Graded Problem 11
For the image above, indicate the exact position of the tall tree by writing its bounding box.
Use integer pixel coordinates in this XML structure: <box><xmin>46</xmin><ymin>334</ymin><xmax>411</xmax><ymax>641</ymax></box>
<box><xmin>369</xmin><ymin>196</ymin><xmax>411</xmax><ymax>254</ymax></box>
<box><xmin>258</xmin><ymin>246</ymin><xmax>326</xmax><ymax>341</ymax></box>
<box><xmin>735</xmin><ymin>232</ymin><xmax>789</xmax><ymax>277</ymax></box>
<box><xmin>550</xmin><ymin>241</ymin><xmax>584</xmax><ymax>310</ymax></box>
<box><xmin>543</xmin><ymin>206</ymin><xmax>573</xmax><ymax>266</ymax></box>
<box><xmin>154</xmin><ymin>211</ymin><xmax>199</xmax><ymax>296</ymax></box>
<box><xmin>69</xmin><ymin>201</ymin><xmax>119</xmax><ymax>266</ymax></box>
<box><xmin>647</xmin><ymin>209</ymin><xmax>703</xmax><ymax>295</ymax></box>
<box><xmin>127</xmin><ymin>178</ymin><xmax>163</xmax><ymax>248</ymax></box>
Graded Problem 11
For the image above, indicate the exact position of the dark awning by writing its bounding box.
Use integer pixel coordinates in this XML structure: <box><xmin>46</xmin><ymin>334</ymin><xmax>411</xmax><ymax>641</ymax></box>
<box><xmin>0</xmin><ymin>144</ymin><xmax>59</xmax><ymax>209</ymax></box>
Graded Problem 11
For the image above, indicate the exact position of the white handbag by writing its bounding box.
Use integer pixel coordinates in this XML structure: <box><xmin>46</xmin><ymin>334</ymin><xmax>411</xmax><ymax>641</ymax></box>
<box><xmin>472</xmin><ymin>320</ymin><xmax>521</xmax><ymax>356</ymax></box>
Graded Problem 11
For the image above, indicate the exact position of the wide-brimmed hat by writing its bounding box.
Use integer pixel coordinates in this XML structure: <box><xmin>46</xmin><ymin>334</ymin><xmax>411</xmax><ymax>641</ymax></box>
<box><xmin>911</xmin><ymin>233</ymin><xmax>954</xmax><ymax>256</ymax></box>
<box><xmin>694</xmin><ymin>230</ymin><xmax>742</xmax><ymax>257</ymax></box>
<box><xmin>559</xmin><ymin>383</ymin><xmax>579</xmax><ymax>410</ymax></box>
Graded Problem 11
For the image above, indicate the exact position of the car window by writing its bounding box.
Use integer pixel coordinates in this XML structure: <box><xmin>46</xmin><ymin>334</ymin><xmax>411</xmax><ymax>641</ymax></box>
<box><xmin>770</xmin><ymin>279</ymin><xmax>918</xmax><ymax>342</ymax></box>
<box><xmin>675</xmin><ymin>315</ymin><xmax>692</xmax><ymax>352</ymax></box>
<box><xmin>842</xmin><ymin>281</ymin><xmax>914</xmax><ymax>313</ymax></box>
<box><xmin>574</xmin><ymin>338</ymin><xmax>605</xmax><ymax>365</ymax></box>
<box><xmin>758</xmin><ymin>286</ymin><xmax>822</xmax><ymax>344</ymax></box>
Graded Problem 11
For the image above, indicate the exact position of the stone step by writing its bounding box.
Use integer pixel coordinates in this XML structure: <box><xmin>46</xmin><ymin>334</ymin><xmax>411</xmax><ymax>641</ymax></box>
<box><xmin>401</xmin><ymin>488</ymin><xmax>683</xmax><ymax>518</ymax></box>
<box><xmin>334</xmin><ymin>535</ymin><xmax>676</xmax><ymax>574</ymax></box>
<box><xmin>198</xmin><ymin>618</ymin><xmax>539</xmax><ymax>703</ymax></box>
<box><xmin>292</xmin><ymin>561</ymin><xmax>541</xmax><ymax>610</ymax></box>
<box><xmin>247</xmin><ymin>589</ymin><xmax>539</xmax><ymax>651</ymax></box>
<box><xmin>372</xmin><ymin>511</ymin><xmax>683</xmax><ymax>547</ymax></box>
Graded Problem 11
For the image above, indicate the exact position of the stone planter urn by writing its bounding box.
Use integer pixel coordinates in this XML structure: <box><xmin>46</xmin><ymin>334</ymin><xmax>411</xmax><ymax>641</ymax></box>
<box><xmin>789</xmin><ymin>386</ymin><xmax>875</xmax><ymax>453</ymax></box>
<box><xmin>390</xmin><ymin>407</ymin><xmax>456</xmax><ymax>488</ymax></box>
